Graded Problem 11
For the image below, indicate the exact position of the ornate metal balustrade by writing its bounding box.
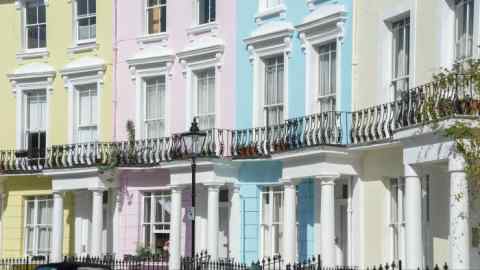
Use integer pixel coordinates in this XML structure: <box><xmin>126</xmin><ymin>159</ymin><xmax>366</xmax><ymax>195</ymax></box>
<box><xmin>0</xmin><ymin>129</ymin><xmax>231</xmax><ymax>174</ymax></box>
<box><xmin>231</xmin><ymin>111</ymin><xmax>347</xmax><ymax>159</ymax></box>
<box><xmin>0</xmin><ymin>76</ymin><xmax>478</xmax><ymax>174</ymax></box>
<box><xmin>395</xmin><ymin>74</ymin><xmax>479</xmax><ymax>130</ymax></box>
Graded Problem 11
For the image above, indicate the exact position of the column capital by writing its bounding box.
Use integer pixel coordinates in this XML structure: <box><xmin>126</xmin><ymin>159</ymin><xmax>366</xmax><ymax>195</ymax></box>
<box><xmin>168</xmin><ymin>184</ymin><xmax>186</xmax><ymax>192</ymax></box>
<box><xmin>449</xmin><ymin>155</ymin><xmax>466</xmax><ymax>173</ymax></box>
<box><xmin>315</xmin><ymin>173</ymin><xmax>340</xmax><ymax>184</ymax></box>
<box><xmin>229</xmin><ymin>184</ymin><xmax>240</xmax><ymax>193</ymax></box>
<box><xmin>280</xmin><ymin>178</ymin><xmax>302</xmax><ymax>186</ymax></box>
<box><xmin>204</xmin><ymin>182</ymin><xmax>223</xmax><ymax>190</ymax></box>
<box><xmin>52</xmin><ymin>190</ymin><xmax>65</xmax><ymax>197</ymax></box>
<box><xmin>404</xmin><ymin>164</ymin><xmax>421</xmax><ymax>179</ymax></box>
<box><xmin>89</xmin><ymin>188</ymin><xmax>107</xmax><ymax>193</ymax></box>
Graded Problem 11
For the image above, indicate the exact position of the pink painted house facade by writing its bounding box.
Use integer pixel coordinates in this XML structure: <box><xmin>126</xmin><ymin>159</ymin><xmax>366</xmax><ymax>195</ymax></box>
<box><xmin>112</xmin><ymin>0</ymin><xmax>238</xmax><ymax>262</ymax></box>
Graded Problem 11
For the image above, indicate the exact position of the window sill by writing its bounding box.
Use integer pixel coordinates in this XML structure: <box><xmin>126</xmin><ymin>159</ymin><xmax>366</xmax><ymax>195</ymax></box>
<box><xmin>255</xmin><ymin>4</ymin><xmax>287</xmax><ymax>24</ymax></box>
<box><xmin>186</xmin><ymin>22</ymin><xmax>219</xmax><ymax>41</ymax></box>
<box><xmin>67</xmin><ymin>42</ymin><xmax>99</xmax><ymax>54</ymax></box>
<box><xmin>16</xmin><ymin>49</ymin><xmax>49</xmax><ymax>61</ymax></box>
<box><xmin>136</xmin><ymin>32</ymin><xmax>169</xmax><ymax>47</ymax></box>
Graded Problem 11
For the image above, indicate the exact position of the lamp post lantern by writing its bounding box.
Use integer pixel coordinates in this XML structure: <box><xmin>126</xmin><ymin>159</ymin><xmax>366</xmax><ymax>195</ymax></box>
<box><xmin>180</xmin><ymin>118</ymin><xmax>206</xmax><ymax>257</ymax></box>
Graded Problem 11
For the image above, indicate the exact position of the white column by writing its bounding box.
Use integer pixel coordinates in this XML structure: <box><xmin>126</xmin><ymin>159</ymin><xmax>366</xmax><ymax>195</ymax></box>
<box><xmin>90</xmin><ymin>189</ymin><xmax>104</xmax><ymax>257</ymax></box>
<box><xmin>169</xmin><ymin>185</ymin><xmax>183</xmax><ymax>270</ymax></box>
<box><xmin>207</xmin><ymin>184</ymin><xmax>220</xmax><ymax>259</ymax></box>
<box><xmin>283</xmin><ymin>180</ymin><xmax>297</xmax><ymax>264</ymax></box>
<box><xmin>404</xmin><ymin>164</ymin><xmax>423</xmax><ymax>269</ymax></box>
<box><xmin>112</xmin><ymin>189</ymin><xmax>122</xmax><ymax>257</ymax></box>
<box><xmin>229</xmin><ymin>185</ymin><xmax>241</xmax><ymax>261</ymax></box>
<box><xmin>448</xmin><ymin>155</ymin><xmax>470</xmax><ymax>269</ymax></box>
<box><xmin>51</xmin><ymin>191</ymin><xmax>64</xmax><ymax>262</ymax></box>
<box><xmin>320</xmin><ymin>176</ymin><xmax>336</xmax><ymax>267</ymax></box>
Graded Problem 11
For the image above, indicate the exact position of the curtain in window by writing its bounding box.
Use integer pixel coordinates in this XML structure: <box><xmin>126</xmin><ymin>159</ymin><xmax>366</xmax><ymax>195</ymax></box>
<box><xmin>264</xmin><ymin>56</ymin><xmax>284</xmax><ymax>126</ymax></box>
<box><xmin>147</xmin><ymin>0</ymin><xmax>166</xmax><ymax>34</ymax></box>
<box><xmin>392</xmin><ymin>18</ymin><xmax>410</xmax><ymax>100</ymax></box>
<box><xmin>26</xmin><ymin>0</ymin><xmax>46</xmax><ymax>49</ymax></box>
<box><xmin>196</xmin><ymin>69</ymin><xmax>215</xmax><ymax>130</ymax></box>
<box><xmin>145</xmin><ymin>77</ymin><xmax>165</xmax><ymax>138</ymax></box>
<box><xmin>27</xmin><ymin>91</ymin><xmax>47</xmax><ymax>133</ymax></box>
<box><xmin>24</xmin><ymin>197</ymin><xmax>52</xmax><ymax>256</ymax></box>
<box><xmin>318</xmin><ymin>43</ymin><xmax>337</xmax><ymax>112</ymax></box>
<box><xmin>77</xmin><ymin>85</ymin><xmax>98</xmax><ymax>143</ymax></box>
<box><xmin>37</xmin><ymin>200</ymin><xmax>52</xmax><ymax>254</ymax></box>
<box><xmin>455</xmin><ymin>0</ymin><xmax>474</xmax><ymax>60</ymax></box>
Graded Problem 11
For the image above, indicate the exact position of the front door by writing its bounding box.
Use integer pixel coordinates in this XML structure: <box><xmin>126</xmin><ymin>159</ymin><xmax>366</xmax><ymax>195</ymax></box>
<box><xmin>218</xmin><ymin>203</ymin><xmax>230</xmax><ymax>258</ymax></box>
<box><xmin>335</xmin><ymin>200</ymin><xmax>348</xmax><ymax>266</ymax></box>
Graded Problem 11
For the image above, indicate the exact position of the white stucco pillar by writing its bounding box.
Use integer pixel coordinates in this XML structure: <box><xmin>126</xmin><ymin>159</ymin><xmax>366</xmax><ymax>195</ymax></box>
<box><xmin>448</xmin><ymin>155</ymin><xmax>470</xmax><ymax>269</ymax></box>
<box><xmin>112</xmin><ymin>189</ymin><xmax>122</xmax><ymax>257</ymax></box>
<box><xmin>90</xmin><ymin>189</ymin><xmax>104</xmax><ymax>257</ymax></box>
<box><xmin>229</xmin><ymin>185</ymin><xmax>241</xmax><ymax>261</ymax></box>
<box><xmin>404</xmin><ymin>164</ymin><xmax>423</xmax><ymax>269</ymax></box>
<box><xmin>319</xmin><ymin>175</ymin><xmax>337</xmax><ymax>267</ymax></box>
<box><xmin>51</xmin><ymin>191</ymin><xmax>64</xmax><ymax>262</ymax></box>
<box><xmin>169</xmin><ymin>185</ymin><xmax>183</xmax><ymax>270</ymax></box>
<box><xmin>207</xmin><ymin>184</ymin><xmax>221</xmax><ymax>259</ymax></box>
<box><xmin>283</xmin><ymin>180</ymin><xmax>297</xmax><ymax>264</ymax></box>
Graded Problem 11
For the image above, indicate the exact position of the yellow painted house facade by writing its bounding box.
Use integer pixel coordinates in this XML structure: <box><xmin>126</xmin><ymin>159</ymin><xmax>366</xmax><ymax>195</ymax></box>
<box><xmin>0</xmin><ymin>0</ymin><xmax>112</xmax><ymax>258</ymax></box>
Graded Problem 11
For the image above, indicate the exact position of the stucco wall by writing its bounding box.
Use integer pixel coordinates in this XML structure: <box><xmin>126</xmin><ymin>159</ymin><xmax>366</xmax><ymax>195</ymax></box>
<box><xmin>114</xmin><ymin>0</ymin><xmax>236</xmax><ymax>140</ymax></box>
<box><xmin>2</xmin><ymin>176</ymin><xmax>74</xmax><ymax>257</ymax></box>
<box><xmin>0</xmin><ymin>0</ymin><xmax>113</xmax><ymax>147</ymax></box>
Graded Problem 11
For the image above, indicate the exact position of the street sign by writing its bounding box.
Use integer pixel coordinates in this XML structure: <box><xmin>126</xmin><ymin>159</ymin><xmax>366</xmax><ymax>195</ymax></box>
<box><xmin>187</xmin><ymin>207</ymin><xmax>195</xmax><ymax>220</ymax></box>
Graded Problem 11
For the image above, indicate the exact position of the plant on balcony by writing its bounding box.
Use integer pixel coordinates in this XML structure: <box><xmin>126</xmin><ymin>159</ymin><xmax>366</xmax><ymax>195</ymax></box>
<box><xmin>433</xmin><ymin>59</ymin><xmax>480</xmax><ymax>191</ymax></box>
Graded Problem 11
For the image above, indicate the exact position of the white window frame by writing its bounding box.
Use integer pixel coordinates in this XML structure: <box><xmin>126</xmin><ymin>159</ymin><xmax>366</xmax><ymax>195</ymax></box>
<box><xmin>145</xmin><ymin>0</ymin><xmax>167</xmax><ymax>35</ymax></box>
<box><xmin>143</xmin><ymin>76</ymin><xmax>167</xmax><ymax>138</ymax></box>
<box><xmin>63</xmin><ymin>73</ymin><xmax>103</xmax><ymax>144</ymax></box>
<box><xmin>317</xmin><ymin>42</ymin><xmax>337</xmax><ymax>113</ymax></box>
<box><xmin>24</xmin><ymin>195</ymin><xmax>53</xmax><ymax>256</ymax></box>
<box><xmin>128</xmin><ymin>58</ymin><xmax>173</xmax><ymax>139</ymax></box>
<box><xmin>74</xmin><ymin>0</ymin><xmax>96</xmax><ymax>45</ymax></box>
<box><xmin>193</xmin><ymin>68</ymin><xmax>216</xmax><ymax>130</ymax></box>
<box><xmin>23</xmin><ymin>90</ymin><xmax>48</xmax><ymax>156</ymax></box>
<box><xmin>296</xmin><ymin>5</ymin><xmax>345</xmax><ymax>115</ymax></box>
<box><xmin>75</xmin><ymin>83</ymin><xmax>99</xmax><ymax>143</ymax></box>
<box><xmin>195</xmin><ymin>0</ymin><xmax>216</xmax><ymax>25</ymax></box>
<box><xmin>178</xmin><ymin>47</ymin><xmax>223</xmax><ymax>131</ymax></box>
<box><xmin>245</xmin><ymin>29</ymin><xmax>292</xmax><ymax>127</ymax></box>
<box><xmin>388</xmin><ymin>178</ymin><xmax>405</xmax><ymax>263</ymax></box>
<box><xmin>23</xmin><ymin>0</ymin><xmax>47</xmax><ymax>50</ymax></box>
<box><xmin>259</xmin><ymin>186</ymin><xmax>284</xmax><ymax>259</ymax></box>
<box><xmin>142</xmin><ymin>191</ymin><xmax>171</xmax><ymax>253</ymax></box>
<box><xmin>263</xmin><ymin>55</ymin><xmax>285</xmax><ymax>126</ymax></box>
<box><xmin>390</xmin><ymin>16</ymin><xmax>410</xmax><ymax>101</ymax></box>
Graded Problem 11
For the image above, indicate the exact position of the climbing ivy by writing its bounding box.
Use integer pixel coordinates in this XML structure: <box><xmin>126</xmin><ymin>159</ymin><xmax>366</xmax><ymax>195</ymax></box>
<box><xmin>433</xmin><ymin>60</ymin><xmax>480</xmax><ymax>192</ymax></box>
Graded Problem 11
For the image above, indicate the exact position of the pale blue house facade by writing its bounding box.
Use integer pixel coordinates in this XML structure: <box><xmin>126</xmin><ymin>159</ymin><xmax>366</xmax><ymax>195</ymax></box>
<box><xmin>234</xmin><ymin>0</ymin><xmax>354</xmax><ymax>264</ymax></box>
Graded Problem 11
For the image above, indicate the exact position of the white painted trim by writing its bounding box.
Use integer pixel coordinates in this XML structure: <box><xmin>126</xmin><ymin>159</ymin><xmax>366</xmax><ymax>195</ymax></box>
<box><xmin>246</xmin><ymin>26</ymin><xmax>293</xmax><ymax>126</ymax></box>
<box><xmin>62</xmin><ymin>69</ymin><xmax>105</xmax><ymax>144</ymax></box>
<box><xmin>297</xmin><ymin>5</ymin><xmax>346</xmax><ymax>114</ymax></box>
<box><xmin>129</xmin><ymin>59</ymin><xmax>174</xmax><ymax>139</ymax></box>
<box><xmin>9</xmin><ymin>72</ymin><xmax>54</xmax><ymax>149</ymax></box>
<box><xmin>178</xmin><ymin>45</ymin><xmax>223</xmax><ymax>130</ymax></box>
<box><xmin>255</xmin><ymin>4</ymin><xmax>287</xmax><ymax>25</ymax></box>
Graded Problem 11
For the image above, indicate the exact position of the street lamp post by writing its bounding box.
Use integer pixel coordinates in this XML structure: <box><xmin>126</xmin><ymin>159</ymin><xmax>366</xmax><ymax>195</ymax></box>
<box><xmin>181</xmin><ymin>118</ymin><xmax>206</xmax><ymax>257</ymax></box>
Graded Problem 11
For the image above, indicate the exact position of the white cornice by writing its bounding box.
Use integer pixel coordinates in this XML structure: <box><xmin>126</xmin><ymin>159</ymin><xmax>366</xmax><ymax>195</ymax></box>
<box><xmin>126</xmin><ymin>48</ymin><xmax>176</xmax><ymax>67</ymax></box>
<box><xmin>296</xmin><ymin>4</ymin><xmax>347</xmax><ymax>34</ymax></box>
<box><xmin>244</xmin><ymin>21</ymin><xmax>295</xmax><ymax>47</ymax></box>
<box><xmin>177</xmin><ymin>36</ymin><xmax>225</xmax><ymax>63</ymax></box>
<box><xmin>60</xmin><ymin>57</ymin><xmax>106</xmax><ymax>77</ymax></box>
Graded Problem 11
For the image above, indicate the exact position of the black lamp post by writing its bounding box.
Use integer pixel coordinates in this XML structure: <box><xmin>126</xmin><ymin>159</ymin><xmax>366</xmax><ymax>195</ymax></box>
<box><xmin>180</xmin><ymin>118</ymin><xmax>206</xmax><ymax>257</ymax></box>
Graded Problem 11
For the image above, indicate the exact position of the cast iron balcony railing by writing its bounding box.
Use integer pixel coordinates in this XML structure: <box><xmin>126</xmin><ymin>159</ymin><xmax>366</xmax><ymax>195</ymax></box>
<box><xmin>0</xmin><ymin>75</ymin><xmax>478</xmax><ymax>174</ymax></box>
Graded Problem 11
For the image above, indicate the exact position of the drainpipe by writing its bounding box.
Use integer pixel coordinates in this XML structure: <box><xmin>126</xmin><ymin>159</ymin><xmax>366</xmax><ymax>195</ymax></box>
<box><xmin>112</xmin><ymin>0</ymin><xmax>119</xmax><ymax>141</ymax></box>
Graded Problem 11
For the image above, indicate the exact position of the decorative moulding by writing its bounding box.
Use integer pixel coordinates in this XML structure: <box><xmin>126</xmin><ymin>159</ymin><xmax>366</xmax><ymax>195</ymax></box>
<box><xmin>126</xmin><ymin>47</ymin><xmax>176</xmax><ymax>80</ymax></box>
<box><xmin>67</xmin><ymin>42</ymin><xmax>99</xmax><ymax>55</ymax></box>
<box><xmin>136</xmin><ymin>32</ymin><xmax>169</xmax><ymax>48</ymax></box>
<box><xmin>296</xmin><ymin>3</ymin><xmax>347</xmax><ymax>49</ymax></box>
<box><xmin>16</xmin><ymin>0</ymin><xmax>49</xmax><ymax>10</ymax></box>
<box><xmin>244</xmin><ymin>21</ymin><xmax>294</xmax><ymax>59</ymax></box>
<box><xmin>177</xmin><ymin>36</ymin><xmax>225</xmax><ymax>63</ymax></box>
<box><xmin>16</xmin><ymin>49</ymin><xmax>49</xmax><ymax>61</ymax></box>
<box><xmin>60</xmin><ymin>56</ymin><xmax>106</xmax><ymax>78</ymax></box>
<box><xmin>186</xmin><ymin>22</ymin><xmax>219</xmax><ymax>42</ymax></box>
<box><xmin>7</xmin><ymin>62</ymin><xmax>56</xmax><ymax>93</ymax></box>
<box><xmin>254</xmin><ymin>4</ymin><xmax>287</xmax><ymax>25</ymax></box>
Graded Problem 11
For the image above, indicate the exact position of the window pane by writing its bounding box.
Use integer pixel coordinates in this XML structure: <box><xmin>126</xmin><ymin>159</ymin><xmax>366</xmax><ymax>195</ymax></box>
<box><xmin>148</xmin><ymin>7</ymin><xmax>161</xmax><ymax>34</ymax></box>
<box><xmin>196</xmin><ymin>69</ymin><xmax>215</xmax><ymax>130</ymax></box>
<box><xmin>27</xmin><ymin>26</ymin><xmax>38</xmax><ymax>49</ymax></box>
<box><xmin>26</xmin><ymin>4</ymin><xmax>37</xmax><ymax>25</ymax></box>
<box><xmin>26</xmin><ymin>201</ymin><xmax>35</xmax><ymax>225</ymax></box>
<box><xmin>90</xmin><ymin>17</ymin><xmax>96</xmax><ymax>39</ymax></box>
<box><xmin>144</xmin><ymin>225</ymin><xmax>151</xmax><ymax>248</ymax></box>
<box><xmin>26</xmin><ymin>227</ymin><xmax>35</xmax><ymax>252</ymax></box>
<box><xmin>78</xmin><ymin>18</ymin><xmax>90</xmax><ymax>40</ymax></box>
<box><xmin>37</xmin><ymin>200</ymin><xmax>52</xmax><ymax>225</ymax></box>
<box><xmin>144</xmin><ymin>196</ymin><xmax>151</xmax><ymax>223</ymax></box>
<box><xmin>38</xmin><ymin>5</ymin><xmax>46</xmax><ymax>23</ymax></box>
<box><xmin>89</xmin><ymin>0</ymin><xmax>96</xmax><ymax>13</ymax></box>
<box><xmin>77</xmin><ymin>0</ymin><xmax>88</xmax><ymax>16</ymax></box>
<box><xmin>148</xmin><ymin>0</ymin><xmax>158</xmax><ymax>7</ymax></box>
<box><xmin>39</xmin><ymin>24</ymin><xmax>46</xmax><ymax>48</ymax></box>
<box><xmin>160</xmin><ymin>5</ymin><xmax>166</xmax><ymax>32</ymax></box>
<box><xmin>37</xmin><ymin>227</ymin><xmax>51</xmax><ymax>252</ymax></box>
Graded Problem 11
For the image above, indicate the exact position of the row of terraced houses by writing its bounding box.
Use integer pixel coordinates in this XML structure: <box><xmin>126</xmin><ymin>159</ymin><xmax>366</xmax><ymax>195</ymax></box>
<box><xmin>0</xmin><ymin>0</ymin><xmax>478</xmax><ymax>269</ymax></box>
